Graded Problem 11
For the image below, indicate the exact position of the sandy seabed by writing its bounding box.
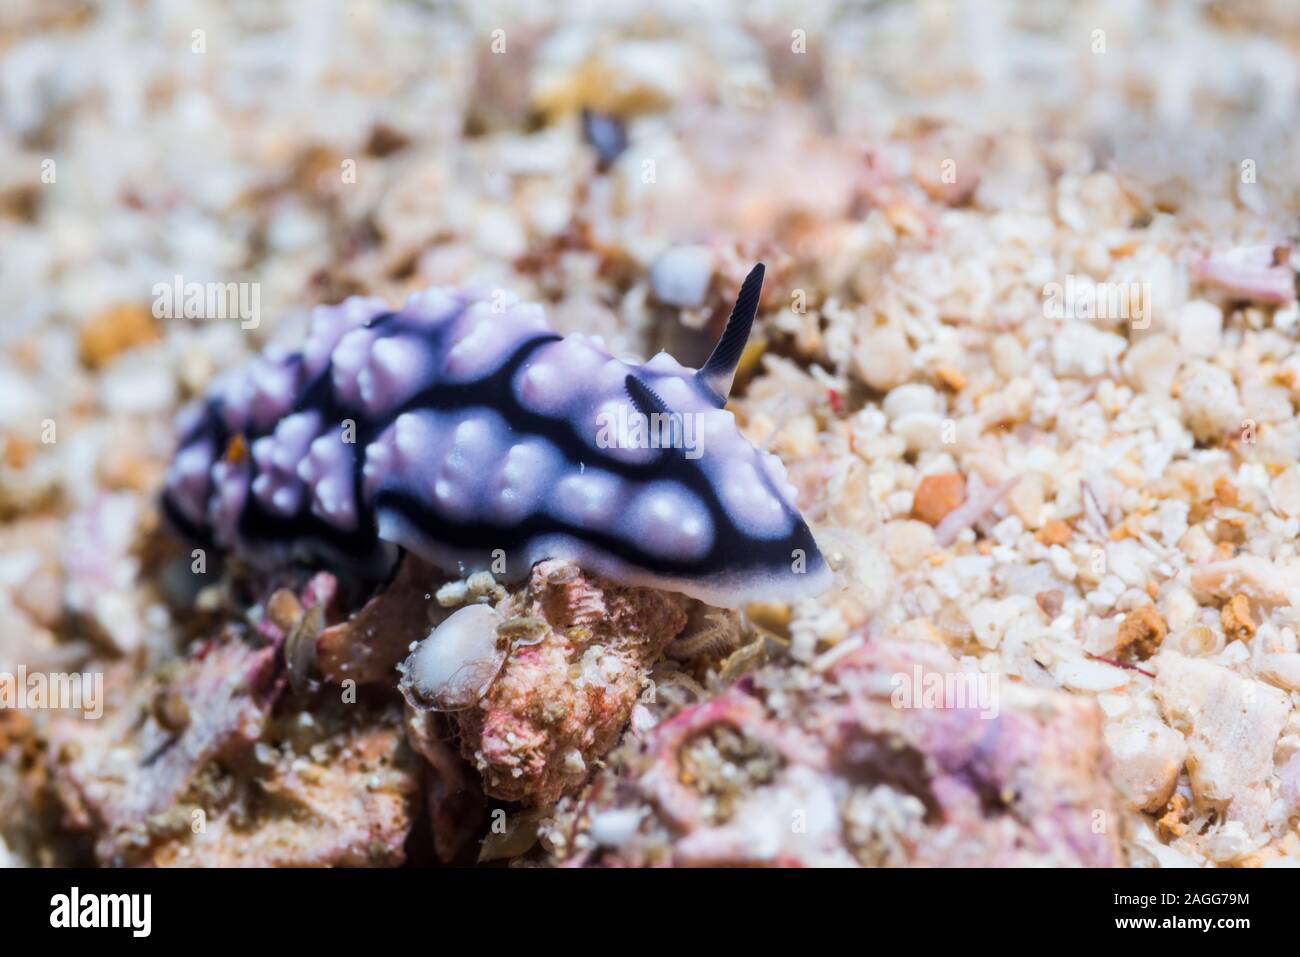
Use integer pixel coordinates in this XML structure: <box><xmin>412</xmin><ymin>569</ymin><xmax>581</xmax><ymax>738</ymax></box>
<box><xmin>3</xmin><ymin>1</ymin><xmax>1300</xmax><ymax>867</ymax></box>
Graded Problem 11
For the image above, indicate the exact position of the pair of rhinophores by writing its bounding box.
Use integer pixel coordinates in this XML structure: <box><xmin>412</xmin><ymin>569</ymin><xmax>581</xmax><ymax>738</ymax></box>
<box><xmin>163</xmin><ymin>264</ymin><xmax>832</xmax><ymax>607</ymax></box>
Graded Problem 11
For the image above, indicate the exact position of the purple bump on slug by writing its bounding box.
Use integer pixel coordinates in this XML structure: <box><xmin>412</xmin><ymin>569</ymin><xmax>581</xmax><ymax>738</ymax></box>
<box><xmin>624</xmin><ymin>481</ymin><xmax>714</xmax><ymax>560</ymax></box>
<box><xmin>646</xmin><ymin>371</ymin><xmax>696</xmax><ymax>409</ymax></box>
<box><xmin>515</xmin><ymin>341</ymin><xmax>584</xmax><ymax>413</ymax></box>
<box><xmin>402</xmin><ymin>287</ymin><xmax>463</xmax><ymax>326</ymax></box>
<box><xmin>297</xmin><ymin>432</ymin><xmax>357</xmax><ymax>529</ymax></box>
<box><xmin>759</xmin><ymin>449</ymin><xmax>802</xmax><ymax>508</ymax></box>
<box><xmin>490</xmin><ymin>438</ymin><xmax>562</xmax><ymax>524</ymax></box>
<box><xmin>642</xmin><ymin>351</ymin><xmax>683</xmax><ymax>374</ymax></box>
<box><xmin>359</xmin><ymin>333</ymin><xmax>431</xmax><ymax>416</ymax></box>
<box><xmin>246</xmin><ymin>355</ymin><xmax>301</xmax><ymax>429</ymax></box>
<box><xmin>551</xmin><ymin>469</ymin><xmax>623</xmax><ymax>527</ymax></box>
<box><xmin>165</xmin><ymin>438</ymin><xmax>216</xmax><ymax>526</ymax></box>
<box><xmin>329</xmin><ymin>326</ymin><xmax>376</xmax><ymax>409</ymax></box>
<box><xmin>443</xmin><ymin>299</ymin><xmax>549</xmax><ymax>382</ymax></box>
<box><xmin>428</xmin><ymin>410</ymin><xmax>509</xmax><ymax>519</ymax></box>
<box><xmin>212</xmin><ymin>370</ymin><xmax>252</xmax><ymax>433</ymax></box>
<box><xmin>301</xmin><ymin>296</ymin><xmax>389</xmax><ymax>378</ymax></box>
<box><xmin>365</xmin><ymin>411</ymin><xmax>448</xmax><ymax>510</ymax></box>
<box><xmin>250</xmin><ymin>410</ymin><xmax>321</xmax><ymax>516</ymax></box>
<box><xmin>717</xmin><ymin>457</ymin><xmax>791</xmax><ymax>538</ymax></box>
<box><xmin>173</xmin><ymin>400</ymin><xmax>205</xmax><ymax>436</ymax></box>
<box><xmin>209</xmin><ymin>459</ymin><xmax>248</xmax><ymax>548</ymax></box>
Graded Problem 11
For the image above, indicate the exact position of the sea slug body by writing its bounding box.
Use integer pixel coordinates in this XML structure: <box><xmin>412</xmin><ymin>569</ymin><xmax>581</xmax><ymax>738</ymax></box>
<box><xmin>163</xmin><ymin>265</ymin><xmax>831</xmax><ymax>607</ymax></box>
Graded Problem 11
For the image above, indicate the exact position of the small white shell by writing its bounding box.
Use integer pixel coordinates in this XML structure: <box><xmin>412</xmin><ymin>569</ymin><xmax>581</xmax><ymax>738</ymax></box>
<box><xmin>400</xmin><ymin>604</ymin><xmax>505</xmax><ymax>712</ymax></box>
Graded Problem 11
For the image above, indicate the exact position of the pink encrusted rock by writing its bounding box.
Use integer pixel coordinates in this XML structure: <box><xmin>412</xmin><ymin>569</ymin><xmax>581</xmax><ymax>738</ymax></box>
<box><xmin>451</xmin><ymin>560</ymin><xmax>688</xmax><ymax>806</ymax></box>
<box><xmin>50</xmin><ymin>634</ymin><xmax>284</xmax><ymax>864</ymax></box>
<box><xmin>149</xmin><ymin>721</ymin><xmax>418</xmax><ymax>868</ymax></box>
<box><xmin>405</xmin><ymin>707</ymin><xmax>485</xmax><ymax>864</ymax></box>
<box><xmin>825</xmin><ymin>642</ymin><xmax>1122</xmax><ymax>867</ymax></box>
<box><xmin>47</xmin><ymin>596</ymin><xmax>421</xmax><ymax>867</ymax></box>
<box><xmin>548</xmin><ymin>639</ymin><xmax>1124</xmax><ymax>867</ymax></box>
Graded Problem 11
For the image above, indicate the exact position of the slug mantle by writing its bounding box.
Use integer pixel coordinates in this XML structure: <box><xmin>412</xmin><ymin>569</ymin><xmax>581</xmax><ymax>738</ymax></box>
<box><xmin>162</xmin><ymin>265</ymin><xmax>831</xmax><ymax>607</ymax></box>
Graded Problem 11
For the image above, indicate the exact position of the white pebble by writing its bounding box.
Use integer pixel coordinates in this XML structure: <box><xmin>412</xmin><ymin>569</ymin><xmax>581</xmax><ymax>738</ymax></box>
<box><xmin>649</xmin><ymin>245</ymin><xmax>714</xmax><ymax>308</ymax></box>
<box><xmin>402</xmin><ymin>604</ymin><xmax>505</xmax><ymax>712</ymax></box>
<box><xmin>1175</xmin><ymin>300</ymin><xmax>1223</xmax><ymax>358</ymax></box>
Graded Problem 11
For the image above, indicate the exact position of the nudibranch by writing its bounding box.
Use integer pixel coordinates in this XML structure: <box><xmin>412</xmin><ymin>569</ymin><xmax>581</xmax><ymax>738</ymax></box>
<box><xmin>162</xmin><ymin>264</ymin><xmax>831</xmax><ymax>607</ymax></box>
